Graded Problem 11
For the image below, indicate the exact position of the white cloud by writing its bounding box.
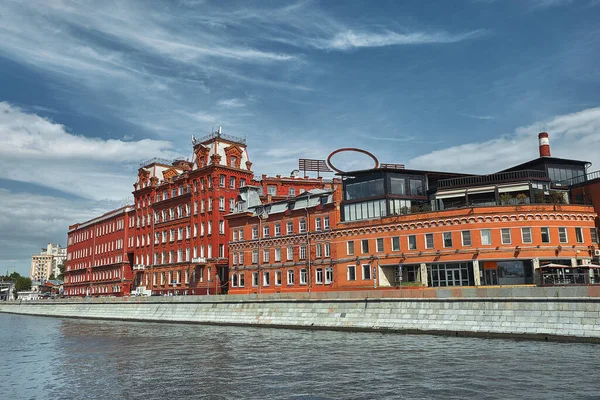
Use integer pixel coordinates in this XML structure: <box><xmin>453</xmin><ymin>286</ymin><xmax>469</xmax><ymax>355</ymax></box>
<box><xmin>217</xmin><ymin>98</ymin><xmax>245</xmax><ymax>108</ymax></box>
<box><xmin>0</xmin><ymin>102</ymin><xmax>180</xmax><ymax>199</ymax></box>
<box><xmin>409</xmin><ymin>107</ymin><xmax>600</xmax><ymax>173</ymax></box>
<box><xmin>315</xmin><ymin>29</ymin><xmax>484</xmax><ymax>51</ymax></box>
<box><xmin>0</xmin><ymin>189</ymin><xmax>119</xmax><ymax>276</ymax></box>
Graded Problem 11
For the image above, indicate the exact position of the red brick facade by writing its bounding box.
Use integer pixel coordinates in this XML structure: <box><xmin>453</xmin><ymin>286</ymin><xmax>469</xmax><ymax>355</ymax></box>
<box><xmin>226</xmin><ymin>187</ymin><xmax>342</xmax><ymax>294</ymax></box>
<box><xmin>64</xmin><ymin>206</ymin><xmax>135</xmax><ymax>297</ymax></box>
<box><xmin>64</xmin><ymin>131</ymin><xmax>600</xmax><ymax>296</ymax></box>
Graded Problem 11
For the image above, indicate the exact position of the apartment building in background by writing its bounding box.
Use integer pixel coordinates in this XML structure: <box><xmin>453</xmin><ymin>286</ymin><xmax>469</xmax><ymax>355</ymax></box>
<box><xmin>30</xmin><ymin>243</ymin><xmax>67</xmax><ymax>282</ymax></box>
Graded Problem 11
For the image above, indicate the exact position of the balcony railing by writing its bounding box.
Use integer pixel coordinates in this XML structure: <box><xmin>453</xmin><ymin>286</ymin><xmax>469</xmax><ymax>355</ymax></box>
<box><xmin>541</xmin><ymin>272</ymin><xmax>600</xmax><ymax>285</ymax></box>
<box><xmin>554</xmin><ymin>170</ymin><xmax>600</xmax><ymax>187</ymax></box>
<box><xmin>193</xmin><ymin>130</ymin><xmax>246</xmax><ymax>146</ymax></box>
<box><xmin>438</xmin><ymin>169</ymin><xmax>549</xmax><ymax>189</ymax></box>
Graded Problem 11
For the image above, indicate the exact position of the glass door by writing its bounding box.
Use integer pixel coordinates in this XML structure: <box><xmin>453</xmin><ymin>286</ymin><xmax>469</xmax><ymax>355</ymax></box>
<box><xmin>484</xmin><ymin>269</ymin><xmax>498</xmax><ymax>285</ymax></box>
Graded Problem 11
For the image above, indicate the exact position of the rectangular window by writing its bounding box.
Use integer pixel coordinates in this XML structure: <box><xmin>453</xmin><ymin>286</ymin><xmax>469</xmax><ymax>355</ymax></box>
<box><xmin>239</xmin><ymin>273</ymin><xmax>245</xmax><ymax>287</ymax></box>
<box><xmin>521</xmin><ymin>227</ymin><xmax>532</xmax><ymax>244</ymax></box>
<box><xmin>275</xmin><ymin>270</ymin><xmax>282</xmax><ymax>286</ymax></box>
<box><xmin>252</xmin><ymin>250</ymin><xmax>259</xmax><ymax>264</ymax></box>
<box><xmin>299</xmin><ymin>219</ymin><xmax>306</xmax><ymax>233</ymax></box>
<box><xmin>263</xmin><ymin>271</ymin><xmax>270</xmax><ymax>286</ymax></box>
<box><xmin>313</xmin><ymin>268</ymin><xmax>323</xmax><ymax>284</ymax></box>
<box><xmin>461</xmin><ymin>230</ymin><xmax>472</xmax><ymax>246</ymax></box>
<box><xmin>376</xmin><ymin>238</ymin><xmax>384</xmax><ymax>252</ymax></box>
<box><xmin>252</xmin><ymin>226</ymin><xmax>258</xmax><ymax>239</ymax></box>
<box><xmin>558</xmin><ymin>227</ymin><xmax>568</xmax><ymax>243</ymax></box>
<box><xmin>361</xmin><ymin>239</ymin><xmax>369</xmax><ymax>254</ymax></box>
<box><xmin>315</xmin><ymin>218</ymin><xmax>322</xmax><ymax>231</ymax></box>
<box><xmin>591</xmin><ymin>228</ymin><xmax>599</xmax><ymax>244</ymax></box>
<box><xmin>274</xmin><ymin>248</ymin><xmax>281</xmax><ymax>262</ymax></box>
<box><xmin>501</xmin><ymin>228</ymin><xmax>512</xmax><ymax>245</ymax></box>
<box><xmin>263</xmin><ymin>249</ymin><xmax>270</xmax><ymax>263</ymax></box>
<box><xmin>219</xmin><ymin>197</ymin><xmax>225</xmax><ymax>211</ymax></box>
<box><xmin>316</xmin><ymin>244</ymin><xmax>322</xmax><ymax>258</ymax></box>
<box><xmin>575</xmin><ymin>227</ymin><xmax>584</xmax><ymax>243</ymax></box>
<box><xmin>287</xmin><ymin>270</ymin><xmax>294</xmax><ymax>285</ymax></box>
<box><xmin>481</xmin><ymin>229</ymin><xmax>492</xmax><ymax>246</ymax></box>
<box><xmin>220</xmin><ymin>175</ymin><xmax>225</xmax><ymax>187</ymax></box>
<box><xmin>347</xmin><ymin>265</ymin><xmax>356</xmax><ymax>281</ymax></box>
<box><xmin>267</xmin><ymin>186</ymin><xmax>277</xmax><ymax>196</ymax></box>
<box><xmin>408</xmin><ymin>235</ymin><xmax>417</xmax><ymax>250</ymax></box>
<box><xmin>299</xmin><ymin>246</ymin><xmax>307</xmax><ymax>260</ymax></box>
<box><xmin>252</xmin><ymin>272</ymin><xmax>258</xmax><ymax>287</ymax></box>
<box><xmin>362</xmin><ymin>264</ymin><xmax>371</xmax><ymax>280</ymax></box>
<box><xmin>541</xmin><ymin>227</ymin><xmax>550</xmax><ymax>243</ymax></box>
<box><xmin>300</xmin><ymin>269</ymin><xmax>307</xmax><ymax>285</ymax></box>
<box><xmin>391</xmin><ymin>236</ymin><xmax>400</xmax><ymax>252</ymax></box>
<box><xmin>325</xmin><ymin>267</ymin><xmax>333</xmax><ymax>284</ymax></box>
<box><xmin>443</xmin><ymin>232</ymin><xmax>453</xmax><ymax>248</ymax></box>
<box><xmin>263</xmin><ymin>225</ymin><xmax>270</xmax><ymax>237</ymax></box>
<box><xmin>230</xmin><ymin>177</ymin><xmax>235</xmax><ymax>189</ymax></box>
<box><xmin>230</xmin><ymin>198</ymin><xmax>235</xmax><ymax>212</ymax></box>
<box><xmin>289</xmin><ymin>188</ymin><xmax>296</xmax><ymax>196</ymax></box>
<box><xmin>274</xmin><ymin>224</ymin><xmax>281</xmax><ymax>236</ymax></box>
<box><xmin>324</xmin><ymin>217</ymin><xmax>330</xmax><ymax>230</ymax></box>
<box><xmin>324</xmin><ymin>243</ymin><xmax>330</xmax><ymax>257</ymax></box>
<box><xmin>425</xmin><ymin>233</ymin><xmax>434</xmax><ymax>249</ymax></box>
<box><xmin>286</xmin><ymin>221</ymin><xmax>294</xmax><ymax>235</ymax></box>
<box><xmin>287</xmin><ymin>246</ymin><xmax>293</xmax><ymax>260</ymax></box>
<box><xmin>347</xmin><ymin>241</ymin><xmax>355</xmax><ymax>255</ymax></box>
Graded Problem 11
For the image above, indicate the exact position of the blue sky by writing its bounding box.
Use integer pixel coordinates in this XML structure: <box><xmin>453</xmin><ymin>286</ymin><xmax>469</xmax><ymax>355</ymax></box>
<box><xmin>2</xmin><ymin>0</ymin><xmax>600</xmax><ymax>276</ymax></box>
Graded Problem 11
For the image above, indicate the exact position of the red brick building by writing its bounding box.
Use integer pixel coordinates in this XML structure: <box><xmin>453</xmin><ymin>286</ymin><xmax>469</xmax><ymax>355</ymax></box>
<box><xmin>129</xmin><ymin>129</ymin><xmax>332</xmax><ymax>296</ymax></box>
<box><xmin>64</xmin><ymin>206</ymin><xmax>136</xmax><ymax>297</ymax></box>
<box><xmin>225</xmin><ymin>132</ymin><xmax>600</xmax><ymax>291</ymax></box>
<box><xmin>65</xmin><ymin>130</ymin><xmax>600</xmax><ymax>296</ymax></box>
<box><xmin>226</xmin><ymin>185</ymin><xmax>341</xmax><ymax>294</ymax></box>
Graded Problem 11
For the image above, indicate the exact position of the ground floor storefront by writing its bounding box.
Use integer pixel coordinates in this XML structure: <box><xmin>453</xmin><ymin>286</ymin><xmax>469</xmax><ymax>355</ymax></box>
<box><xmin>377</xmin><ymin>258</ymin><xmax>588</xmax><ymax>288</ymax></box>
<box><xmin>131</xmin><ymin>263</ymin><xmax>229</xmax><ymax>296</ymax></box>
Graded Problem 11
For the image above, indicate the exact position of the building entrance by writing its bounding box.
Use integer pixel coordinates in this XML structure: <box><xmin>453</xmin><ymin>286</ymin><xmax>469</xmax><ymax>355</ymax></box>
<box><xmin>428</xmin><ymin>262</ymin><xmax>473</xmax><ymax>287</ymax></box>
<box><xmin>483</xmin><ymin>269</ymin><xmax>498</xmax><ymax>285</ymax></box>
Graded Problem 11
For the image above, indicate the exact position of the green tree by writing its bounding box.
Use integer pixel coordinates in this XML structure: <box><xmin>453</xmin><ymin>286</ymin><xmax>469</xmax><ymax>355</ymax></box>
<box><xmin>56</xmin><ymin>260</ymin><xmax>66</xmax><ymax>281</ymax></box>
<box><xmin>14</xmin><ymin>276</ymin><xmax>32</xmax><ymax>292</ymax></box>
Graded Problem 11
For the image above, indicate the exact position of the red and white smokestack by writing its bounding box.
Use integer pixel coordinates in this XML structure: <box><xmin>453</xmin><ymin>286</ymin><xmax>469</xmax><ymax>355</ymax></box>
<box><xmin>538</xmin><ymin>132</ymin><xmax>551</xmax><ymax>157</ymax></box>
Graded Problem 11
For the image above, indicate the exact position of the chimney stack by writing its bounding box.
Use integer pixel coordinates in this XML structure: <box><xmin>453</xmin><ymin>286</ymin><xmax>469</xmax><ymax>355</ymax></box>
<box><xmin>538</xmin><ymin>132</ymin><xmax>551</xmax><ymax>157</ymax></box>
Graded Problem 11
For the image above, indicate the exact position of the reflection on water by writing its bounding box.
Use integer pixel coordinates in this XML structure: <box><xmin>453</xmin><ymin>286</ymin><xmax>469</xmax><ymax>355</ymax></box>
<box><xmin>1</xmin><ymin>313</ymin><xmax>599</xmax><ymax>400</ymax></box>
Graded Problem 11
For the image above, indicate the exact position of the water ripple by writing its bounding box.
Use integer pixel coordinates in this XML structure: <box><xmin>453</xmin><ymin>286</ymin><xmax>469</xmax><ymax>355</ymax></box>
<box><xmin>1</xmin><ymin>314</ymin><xmax>599</xmax><ymax>400</ymax></box>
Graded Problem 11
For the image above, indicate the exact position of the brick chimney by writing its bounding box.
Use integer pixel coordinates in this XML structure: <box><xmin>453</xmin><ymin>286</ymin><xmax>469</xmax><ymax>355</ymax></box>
<box><xmin>538</xmin><ymin>132</ymin><xmax>551</xmax><ymax>157</ymax></box>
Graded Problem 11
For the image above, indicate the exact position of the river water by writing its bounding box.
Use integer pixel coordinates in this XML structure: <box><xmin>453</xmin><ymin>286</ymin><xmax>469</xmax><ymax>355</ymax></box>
<box><xmin>1</xmin><ymin>313</ymin><xmax>599</xmax><ymax>400</ymax></box>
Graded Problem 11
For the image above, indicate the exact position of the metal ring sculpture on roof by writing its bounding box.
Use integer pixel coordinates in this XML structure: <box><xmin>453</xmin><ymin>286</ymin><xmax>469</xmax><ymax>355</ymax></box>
<box><xmin>326</xmin><ymin>147</ymin><xmax>379</xmax><ymax>174</ymax></box>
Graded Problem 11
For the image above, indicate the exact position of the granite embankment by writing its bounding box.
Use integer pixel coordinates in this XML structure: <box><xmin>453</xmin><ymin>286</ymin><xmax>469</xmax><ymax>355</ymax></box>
<box><xmin>2</xmin><ymin>286</ymin><xmax>600</xmax><ymax>342</ymax></box>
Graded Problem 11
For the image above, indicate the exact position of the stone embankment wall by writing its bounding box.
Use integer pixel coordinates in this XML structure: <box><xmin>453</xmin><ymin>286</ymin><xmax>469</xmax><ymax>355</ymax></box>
<box><xmin>2</xmin><ymin>286</ymin><xmax>600</xmax><ymax>342</ymax></box>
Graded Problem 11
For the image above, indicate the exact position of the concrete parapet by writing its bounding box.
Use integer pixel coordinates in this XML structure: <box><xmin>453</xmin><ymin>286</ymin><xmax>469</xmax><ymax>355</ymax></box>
<box><xmin>2</xmin><ymin>286</ymin><xmax>600</xmax><ymax>342</ymax></box>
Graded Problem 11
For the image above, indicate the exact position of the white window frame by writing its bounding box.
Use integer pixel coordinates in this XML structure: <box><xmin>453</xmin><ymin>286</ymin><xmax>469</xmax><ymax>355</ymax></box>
<box><xmin>480</xmin><ymin>229</ymin><xmax>492</xmax><ymax>246</ymax></box>
<box><xmin>362</xmin><ymin>264</ymin><xmax>371</xmax><ymax>280</ymax></box>
<box><xmin>347</xmin><ymin>265</ymin><xmax>356</xmax><ymax>281</ymax></box>
<box><xmin>501</xmin><ymin>228</ymin><xmax>512</xmax><ymax>245</ymax></box>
